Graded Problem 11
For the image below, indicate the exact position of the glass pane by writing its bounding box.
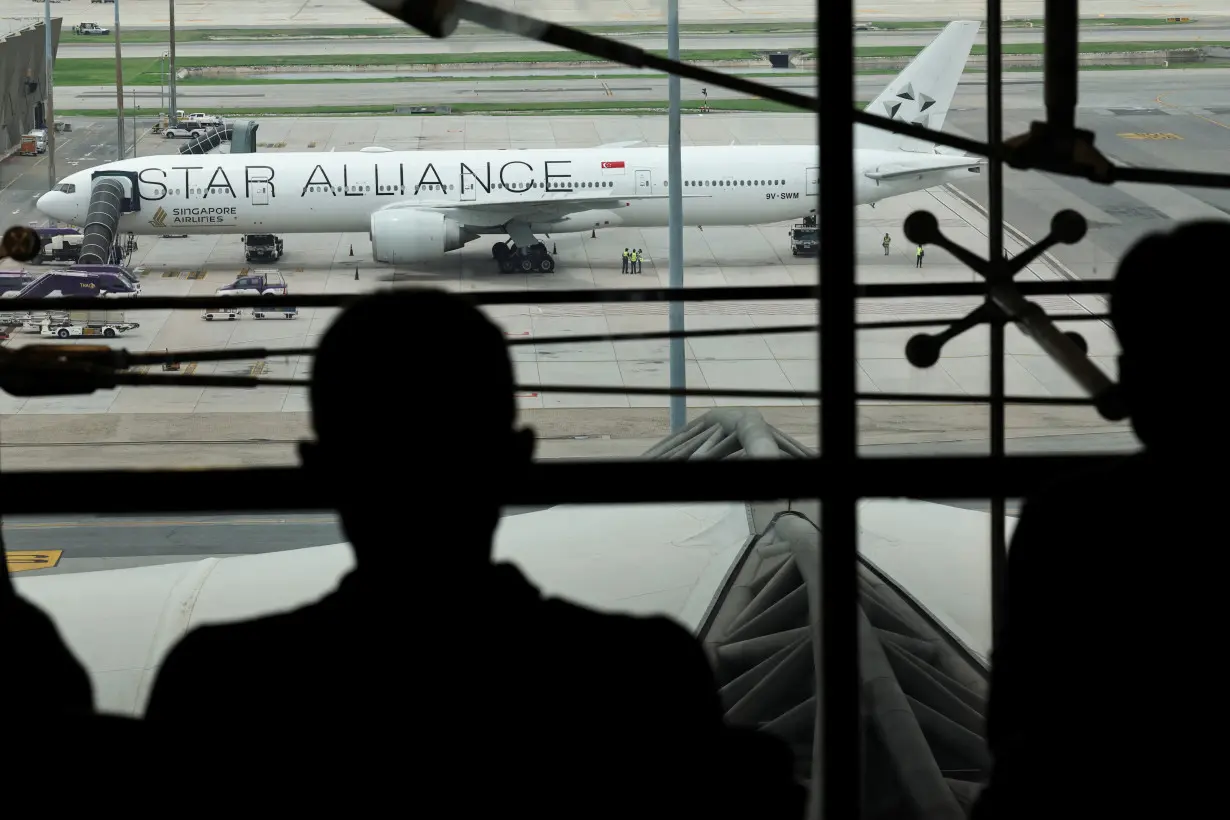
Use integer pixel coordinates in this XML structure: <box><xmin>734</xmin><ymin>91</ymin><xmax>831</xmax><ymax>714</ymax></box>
<box><xmin>11</xmin><ymin>499</ymin><xmax>762</xmax><ymax>718</ymax></box>
<box><xmin>858</xmin><ymin>498</ymin><xmax>999</xmax><ymax>818</ymax></box>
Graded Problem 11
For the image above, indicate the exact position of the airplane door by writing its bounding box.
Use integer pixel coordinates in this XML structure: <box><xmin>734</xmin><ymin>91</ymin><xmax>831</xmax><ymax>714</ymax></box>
<box><xmin>635</xmin><ymin>169</ymin><xmax>652</xmax><ymax>192</ymax></box>
<box><xmin>461</xmin><ymin>180</ymin><xmax>476</xmax><ymax>201</ymax></box>
<box><xmin>806</xmin><ymin>167</ymin><xmax>819</xmax><ymax>196</ymax></box>
<box><xmin>253</xmin><ymin>183</ymin><xmax>269</xmax><ymax>206</ymax></box>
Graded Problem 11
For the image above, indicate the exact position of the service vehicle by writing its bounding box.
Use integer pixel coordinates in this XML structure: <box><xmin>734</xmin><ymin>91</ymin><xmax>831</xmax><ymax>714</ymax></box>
<box><xmin>38</xmin><ymin>312</ymin><xmax>138</xmax><ymax>338</ymax></box>
<box><xmin>216</xmin><ymin>270</ymin><xmax>287</xmax><ymax>297</ymax></box>
<box><xmin>163</xmin><ymin>125</ymin><xmax>208</xmax><ymax>140</ymax></box>
<box><xmin>73</xmin><ymin>22</ymin><xmax>110</xmax><ymax>34</ymax></box>
<box><xmin>176</xmin><ymin>111</ymin><xmax>224</xmax><ymax>128</ymax></box>
<box><xmin>790</xmin><ymin>216</ymin><xmax>818</xmax><ymax>256</ymax></box>
<box><xmin>202</xmin><ymin>308</ymin><xmax>242</xmax><ymax>321</ymax></box>
<box><xmin>19</xmin><ymin>135</ymin><xmax>38</xmax><ymax>156</ymax></box>
<box><xmin>4</xmin><ymin>270</ymin><xmax>138</xmax><ymax>300</ymax></box>
<box><xmin>243</xmin><ymin>234</ymin><xmax>284</xmax><ymax>263</ymax></box>
<box><xmin>69</xmin><ymin>263</ymin><xmax>142</xmax><ymax>292</ymax></box>
<box><xmin>253</xmin><ymin>306</ymin><xmax>298</xmax><ymax>320</ymax></box>
<box><xmin>0</xmin><ymin>271</ymin><xmax>36</xmax><ymax>295</ymax></box>
<box><xmin>36</xmin><ymin>226</ymin><xmax>81</xmax><ymax>242</ymax></box>
<box><xmin>33</xmin><ymin>234</ymin><xmax>84</xmax><ymax>265</ymax></box>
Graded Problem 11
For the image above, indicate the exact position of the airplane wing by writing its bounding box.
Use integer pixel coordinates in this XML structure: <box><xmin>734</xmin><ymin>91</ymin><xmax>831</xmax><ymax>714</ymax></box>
<box><xmin>596</xmin><ymin>139</ymin><xmax>646</xmax><ymax>149</ymax></box>
<box><xmin>863</xmin><ymin>155</ymin><xmax>983</xmax><ymax>182</ymax></box>
<box><xmin>382</xmin><ymin>192</ymin><xmax>711</xmax><ymax>230</ymax></box>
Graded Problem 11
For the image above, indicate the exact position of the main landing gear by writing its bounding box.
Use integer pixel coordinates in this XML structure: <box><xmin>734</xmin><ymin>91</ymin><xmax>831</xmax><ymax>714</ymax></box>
<box><xmin>491</xmin><ymin>222</ymin><xmax>556</xmax><ymax>274</ymax></box>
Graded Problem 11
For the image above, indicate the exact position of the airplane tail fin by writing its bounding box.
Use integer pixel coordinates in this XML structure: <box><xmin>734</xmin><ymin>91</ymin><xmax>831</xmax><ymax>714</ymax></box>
<box><xmin>857</xmin><ymin>20</ymin><xmax>980</xmax><ymax>153</ymax></box>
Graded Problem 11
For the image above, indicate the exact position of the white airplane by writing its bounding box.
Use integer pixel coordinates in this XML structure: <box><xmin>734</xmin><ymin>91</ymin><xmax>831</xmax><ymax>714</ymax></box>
<box><xmin>37</xmin><ymin>21</ymin><xmax>982</xmax><ymax>274</ymax></box>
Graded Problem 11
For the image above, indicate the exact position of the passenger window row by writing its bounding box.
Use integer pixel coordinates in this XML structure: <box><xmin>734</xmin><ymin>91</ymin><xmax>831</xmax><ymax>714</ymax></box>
<box><xmin>669</xmin><ymin>179</ymin><xmax>786</xmax><ymax>187</ymax></box>
<box><xmin>178</xmin><ymin>178</ymin><xmax>785</xmax><ymax>197</ymax></box>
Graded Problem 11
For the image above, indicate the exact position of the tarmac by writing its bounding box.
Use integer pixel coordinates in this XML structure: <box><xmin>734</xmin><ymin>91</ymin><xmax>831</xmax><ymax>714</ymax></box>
<box><xmin>1</xmin><ymin>111</ymin><xmax>1129</xmax><ymax>468</ymax></box>
<box><xmin>8</xmin><ymin>88</ymin><xmax>1204</xmax><ymax>565</ymax></box>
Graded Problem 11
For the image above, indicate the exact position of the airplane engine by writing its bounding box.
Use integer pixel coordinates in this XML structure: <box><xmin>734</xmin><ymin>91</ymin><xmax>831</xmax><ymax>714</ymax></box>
<box><xmin>369</xmin><ymin>209</ymin><xmax>477</xmax><ymax>264</ymax></box>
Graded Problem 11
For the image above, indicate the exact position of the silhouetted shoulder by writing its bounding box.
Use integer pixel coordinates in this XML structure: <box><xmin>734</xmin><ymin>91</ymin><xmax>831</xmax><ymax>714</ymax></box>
<box><xmin>1025</xmin><ymin>452</ymin><xmax>1143</xmax><ymax>505</ymax></box>
<box><xmin>144</xmin><ymin>581</ymin><xmax>350</xmax><ymax>722</ymax></box>
<box><xmin>482</xmin><ymin>562</ymin><xmax>719</xmax><ymax>707</ymax></box>
<box><xmin>7</xmin><ymin>594</ymin><xmax>94</xmax><ymax>714</ymax></box>
<box><xmin>539</xmin><ymin>595</ymin><xmax>724</xmax><ymax>715</ymax></box>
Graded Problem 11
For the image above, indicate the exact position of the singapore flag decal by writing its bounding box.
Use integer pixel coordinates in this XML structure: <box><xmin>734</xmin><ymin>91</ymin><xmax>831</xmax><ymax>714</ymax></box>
<box><xmin>601</xmin><ymin>160</ymin><xmax>626</xmax><ymax>175</ymax></box>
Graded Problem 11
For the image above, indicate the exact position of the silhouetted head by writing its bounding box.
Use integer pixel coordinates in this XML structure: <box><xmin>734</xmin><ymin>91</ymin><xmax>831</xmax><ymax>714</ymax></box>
<box><xmin>301</xmin><ymin>289</ymin><xmax>535</xmax><ymax>564</ymax></box>
<box><xmin>1111</xmin><ymin>221</ymin><xmax>1225</xmax><ymax>451</ymax></box>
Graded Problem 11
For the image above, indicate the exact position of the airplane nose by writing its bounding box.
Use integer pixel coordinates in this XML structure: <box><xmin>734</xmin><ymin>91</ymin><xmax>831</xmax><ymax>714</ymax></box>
<box><xmin>36</xmin><ymin>190</ymin><xmax>54</xmax><ymax>215</ymax></box>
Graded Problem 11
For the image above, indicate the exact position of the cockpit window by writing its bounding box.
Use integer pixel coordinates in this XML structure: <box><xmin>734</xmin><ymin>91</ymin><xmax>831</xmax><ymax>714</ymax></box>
<box><xmin>55</xmin><ymin>183</ymin><xmax>76</xmax><ymax>194</ymax></box>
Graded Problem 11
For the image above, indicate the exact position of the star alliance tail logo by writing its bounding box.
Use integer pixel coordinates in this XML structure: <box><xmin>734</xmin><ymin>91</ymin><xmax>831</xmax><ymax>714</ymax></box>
<box><xmin>149</xmin><ymin>207</ymin><xmax>168</xmax><ymax>229</ymax></box>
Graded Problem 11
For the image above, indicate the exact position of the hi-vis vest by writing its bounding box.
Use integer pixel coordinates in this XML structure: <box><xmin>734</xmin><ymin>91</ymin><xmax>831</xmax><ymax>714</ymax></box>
<box><xmin>631</xmin><ymin>251</ymin><xmax>639</xmax><ymax>262</ymax></box>
<box><xmin>623</xmin><ymin>250</ymin><xmax>629</xmax><ymax>260</ymax></box>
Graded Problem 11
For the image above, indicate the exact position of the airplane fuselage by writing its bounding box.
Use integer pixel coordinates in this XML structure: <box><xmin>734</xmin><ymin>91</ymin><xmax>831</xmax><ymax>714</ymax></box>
<box><xmin>38</xmin><ymin>145</ymin><xmax>977</xmax><ymax>240</ymax></box>
<box><xmin>44</xmin><ymin>146</ymin><xmax>817</xmax><ymax>235</ymax></box>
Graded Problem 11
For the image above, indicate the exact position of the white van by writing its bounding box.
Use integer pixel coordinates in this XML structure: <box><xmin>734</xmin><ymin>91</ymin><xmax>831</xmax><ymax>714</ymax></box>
<box><xmin>29</xmin><ymin>129</ymin><xmax>47</xmax><ymax>154</ymax></box>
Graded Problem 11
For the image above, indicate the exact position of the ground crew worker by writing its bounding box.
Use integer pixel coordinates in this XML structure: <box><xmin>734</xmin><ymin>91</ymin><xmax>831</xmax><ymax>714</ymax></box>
<box><xmin>636</xmin><ymin>249</ymin><xmax>644</xmax><ymax>273</ymax></box>
<box><xmin>882</xmin><ymin>233</ymin><xmax>891</xmax><ymax>256</ymax></box>
<box><xmin>627</xmin><ymin>248</ymin><xmax>637</xmax><ymax>274</ymax></box>
<box><xmin>915</xmin><ymin>244</ymin><xmax>925</xmax><ymax>268</ymax></box>
<box><xmin>622</xmin><ymin>248</ymin><xmax>630</xmax><ymax>274</ymax></box>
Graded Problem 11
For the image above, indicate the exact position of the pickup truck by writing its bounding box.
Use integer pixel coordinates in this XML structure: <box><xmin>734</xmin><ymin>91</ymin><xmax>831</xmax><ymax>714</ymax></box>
<box><xmin>178</xmin><ymin>111</ymin><xmax>224</xmax><ymax>128</ymax></box>
<box><xmin>216</xmin><ymin>271</ymin><xmax>288</xmax><ymax>297</ymax></box>
<box><xmin>163</xmin><ymin>125</ymin><xmax>209</xmax><ymax>140</ymax></box>
<box><xmin>73</xmin><ymin>22</ymin><xmax>110</xmax><ymax>34</ymax></box>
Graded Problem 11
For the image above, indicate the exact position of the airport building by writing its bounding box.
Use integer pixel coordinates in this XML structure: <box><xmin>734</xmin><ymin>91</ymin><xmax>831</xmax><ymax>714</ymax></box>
<box><xmin>0</xmin><ymin>18</ymin><xmax>60</xmax><ymax>156</ymax></box>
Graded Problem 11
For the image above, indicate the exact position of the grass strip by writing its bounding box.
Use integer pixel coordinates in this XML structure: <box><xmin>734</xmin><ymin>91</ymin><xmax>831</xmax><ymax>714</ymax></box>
<box><xmin>55</xmin><ymin>42</ymin><xmax>1228</xmax><ymax>86</ymax></box>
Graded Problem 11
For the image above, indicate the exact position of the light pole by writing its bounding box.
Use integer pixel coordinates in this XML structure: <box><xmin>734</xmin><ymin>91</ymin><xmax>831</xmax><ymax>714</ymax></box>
<box><xmin>667</xmin><ymin>0</ymin><xmax>685</xmax><ymax>433</ymax></box>
<box><xmin>168</xmin><ymin>0</ymin><xmax>177</xmax><ymax>124</ymax></box>
<box><xmin>113</xmin><ymin>0</ymin><xmax>125</xmax><ymax>158</ymax></box>
<box><xmin>161</xmin><ymin>52</ymin><xmax>168</xmax><ymax>122</ymax></box>
<box><xmin>130</xmin><ymin>89</ymin><xmax>139</xmax><ymax>158</ymax></box>
<box><xmin>43</xmin><ymin>0</ymin><xmax>56</xmax><ymax>202</ymax></box>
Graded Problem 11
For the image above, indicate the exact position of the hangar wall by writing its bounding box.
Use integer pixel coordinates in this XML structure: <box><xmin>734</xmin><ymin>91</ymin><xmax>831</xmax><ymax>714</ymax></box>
<box><xmin>0</xmin><ymin>18</ymin><xmax>62</xmax><ymax>155</ymax></box>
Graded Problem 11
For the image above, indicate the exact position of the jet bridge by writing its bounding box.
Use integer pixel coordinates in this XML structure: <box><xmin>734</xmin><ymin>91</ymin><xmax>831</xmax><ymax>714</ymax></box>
<box><xmin>79</xmin><ymin>173</ymin><xmax>139</xmax><ymax>265</ymax></box>
<box><xmin>180</xmin><ymin>124</ymin><xmax>231</xmax><ymax>155</ymax></box>
<box><xmin>179</xmin><ymin>121</ymin><xmax>258</xmax><ymax>155</ymax></box>
<box><xmin>649</xmin><ymin>409</ymin><xmax>991</xmax><ymax>815</ymax></box>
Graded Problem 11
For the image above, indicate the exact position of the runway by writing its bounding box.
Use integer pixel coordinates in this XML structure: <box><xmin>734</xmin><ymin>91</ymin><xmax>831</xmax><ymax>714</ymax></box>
<box><xmin>52</xmin><ymin>23</ymin><xmax>1230</xmax><ymax>59</ymax></box>
<box><xmin>53</xmin><ymin>65</ymin><xmax>1230</xmax><ymax>116</ymax></box>
<box><xmin>12</xmin><ymin>0</ymin><xmax>1230</xmax><ymax>31</ymax></box>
